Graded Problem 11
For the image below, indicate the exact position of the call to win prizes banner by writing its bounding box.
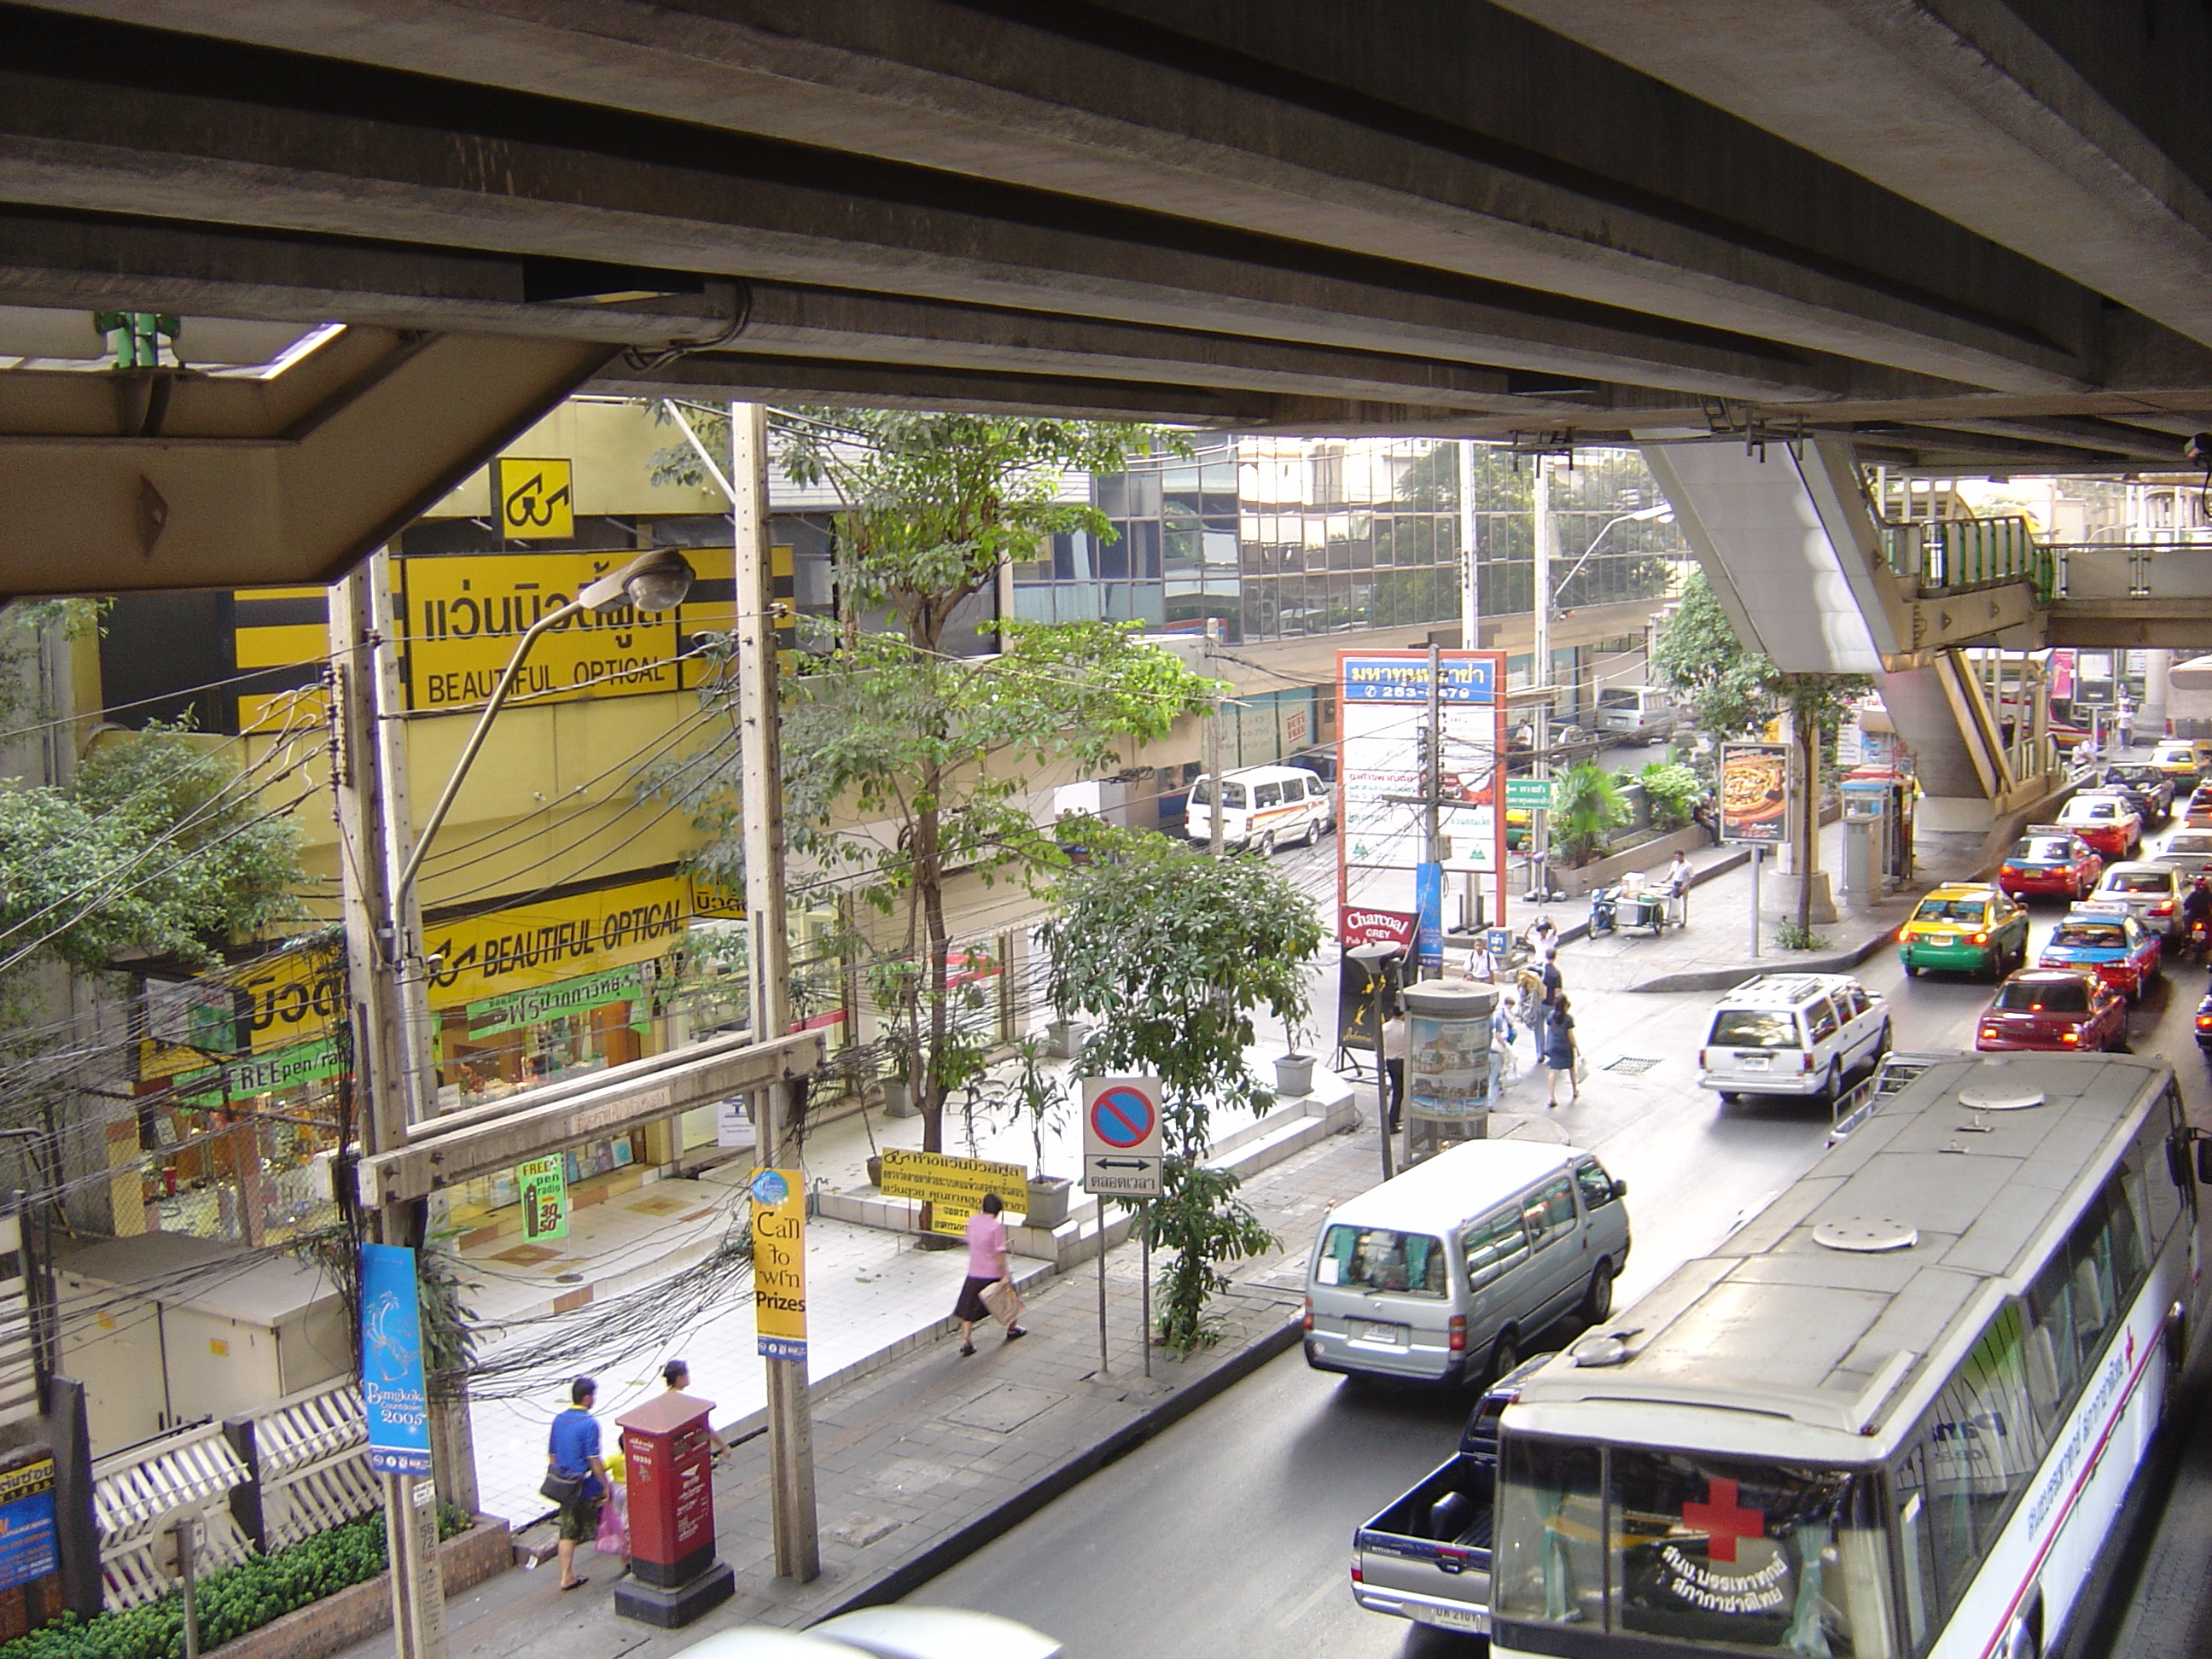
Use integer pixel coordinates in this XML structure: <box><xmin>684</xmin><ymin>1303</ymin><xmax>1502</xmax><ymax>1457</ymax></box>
<box><xmin>751</xmin><ymin>1168</ymin><xmax>808</xmax><ymax>1363</ymax></box>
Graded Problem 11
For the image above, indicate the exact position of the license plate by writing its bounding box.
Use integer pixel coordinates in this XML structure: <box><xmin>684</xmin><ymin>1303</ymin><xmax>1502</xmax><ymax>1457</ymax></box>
<box><xmin>1415</xmin><ymin>1604</ymin><xmax>1486</xmax><ymax>1631</ymax></box>
<box><xmin>1362</xmin><ymin>1322</ymin><xmax>1405</xmax><ymax>1346</ymax></box>
<box><xmin>1737</xmin><ymin>1053</ymin><xmax>1770</xmax><ymax>1070</ymax></box>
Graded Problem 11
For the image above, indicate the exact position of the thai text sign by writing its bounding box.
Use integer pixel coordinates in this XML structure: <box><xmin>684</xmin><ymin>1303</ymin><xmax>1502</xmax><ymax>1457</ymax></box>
<box><xmin>464</xmin><ymin>961</ymin><xmax>652</xmax><ymax>1040</ymax></box>
<box><xmin>750</xmin><ymin>1168</ymin><xmax>807</xmax><ymax>1362</ymax></box>
<box><xmin>1338</xmin><ymin>650</ymin><xmax>1507</xmax><ymax>878</ymax></box>
<box><xmin>0</xmin><ymin>1459</ymin><xmax>55</xmax><ymax>1592</ymax></box>
<box><xmin>516</xmin><ymin>1155</ymin><xmax>569</xmax><ymax>1243</ymax></box>
<box><xmin>878</xmin><ymin>1149</ymin><xmax>1029</xmax><ymax>1237</ymax></box>
<box><xmin>1719</xmin><ymin>742</ymin><xmax>1792</xmax><ymax>845</ymax></box>
<box><xmin>359</xmin><ymin>1243</ymin><xmax>434</xmax><ymax>1476</ymax></box>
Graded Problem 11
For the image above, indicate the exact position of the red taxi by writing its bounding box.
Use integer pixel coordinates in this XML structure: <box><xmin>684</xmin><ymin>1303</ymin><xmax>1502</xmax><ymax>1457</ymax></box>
<box><xmin>1976</xmin><ymin>969</ymin><xmax>2128</xmax><ymax>1053</ymax></box>
<box><xmin>1995</xmin><ymin>829</ymin><xmax>2103</xmax><ymax>902</ymax></box>
<box><xmin>2054</xmin><ymin>792</ymin><xmax>2142</xmax><ymax>859</ymax></box>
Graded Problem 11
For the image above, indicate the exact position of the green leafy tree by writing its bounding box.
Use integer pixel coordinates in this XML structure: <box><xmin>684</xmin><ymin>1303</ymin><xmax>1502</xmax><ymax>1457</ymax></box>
<box><xmin>659</xmin><ymin>410</ymin><xmax>1218</xmax><ymax>1155</ymax></box>
<box><xmin>1554</xmin><ymin>760</ymin><xmax>1628</xmax><ymax>864</ymax></box>
<box><xmin>1639</xmin><ymin>761</ymin><xmax>1701</xmax><ymax>830</ymax></box>
<box><xmin>0</xmin><ymin>723</ymin><xmax>306</xmax><ymax>998</ymax></box>
<box><xmin>1039</xmin><ymin>834</ymin><xmax>1323</xmax><ymax>1352</ymax></box>
<box><xmin>1652</xmin><ymin>571</ymin><xmax>1870</xmax><ymax>934</ymax></box>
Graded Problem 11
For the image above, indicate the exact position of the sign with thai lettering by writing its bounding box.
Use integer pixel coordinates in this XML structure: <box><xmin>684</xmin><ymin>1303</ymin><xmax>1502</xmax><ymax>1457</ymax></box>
<box><xmin>360</xmin><ymin>1244</ymin><xmax>433</xmax><ymax>1476</ymax></box>
<box><xmin>877</xmin><ymin>1149</ymin><xmax>1029</xmax><ymax>1237</ymax></box>
<box><xmin>463</xmin><ymin>961</ymin><xmax>652</xmax><ymax>1040</ymax></box>
<box><xmin>750</xmin><ymin>1168</ymin><xmax>807</xmax><ymax>1362</ymax></box>
<box><xmin>516</xmin><ymin>1154</ymin><xmax>569</xmax><ymax>1243</ymax></box>
<box><xmin>0</xmin><ymin>1459</ymin><xmax>55</xmax><ymax>1593</ymax></box>
<box><xmin>1337</xmin><ymin>650</ymin><xmax>1507</xmax><ymax>881</ymax></box>
<box><xmin>1505</xmin><ymin>776</ymin><xmax>1554</xmax><ymax>809</ymax></box>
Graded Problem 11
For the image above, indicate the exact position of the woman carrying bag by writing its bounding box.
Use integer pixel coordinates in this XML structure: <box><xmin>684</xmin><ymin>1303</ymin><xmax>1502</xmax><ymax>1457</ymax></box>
<box><xmin>1544</xmin><ymin>992</ymin><xmax>1580</xmax><ymax>1109</ymax></box>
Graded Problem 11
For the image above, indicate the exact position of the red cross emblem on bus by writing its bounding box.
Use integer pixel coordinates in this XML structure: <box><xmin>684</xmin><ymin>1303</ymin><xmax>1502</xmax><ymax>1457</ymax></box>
<box><xmin>1682</xmin><ymin>1478</ymin><xmax>1764</xmax><ymax>1563</ymax></box>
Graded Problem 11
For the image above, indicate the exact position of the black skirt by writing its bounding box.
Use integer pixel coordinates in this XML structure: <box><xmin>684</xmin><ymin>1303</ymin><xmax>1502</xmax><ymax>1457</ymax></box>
<box><xmin>953</xmin><ymin>1274</ymin><xmax>998</xmax><ymax>1321</ymax></box>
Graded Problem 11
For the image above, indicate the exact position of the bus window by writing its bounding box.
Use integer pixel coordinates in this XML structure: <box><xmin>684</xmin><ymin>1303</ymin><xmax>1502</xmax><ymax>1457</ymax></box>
<box><xmin>1494</xmin><ymin>1436</ymin><xmax>1605</xmax><ymax>1628</ymax></box>
<box><xmin>1607</xmin><ymin>1447</ymin><xmax>1883</xmax><ymax>1653</ymax></box>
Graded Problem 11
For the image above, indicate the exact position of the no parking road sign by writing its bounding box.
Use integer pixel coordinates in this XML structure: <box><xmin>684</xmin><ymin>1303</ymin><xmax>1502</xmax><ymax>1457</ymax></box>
<box><xmin>1080</xmin><ymin>1076</ymin><xmax>1164</xmax><ymax>1198</ymax></box>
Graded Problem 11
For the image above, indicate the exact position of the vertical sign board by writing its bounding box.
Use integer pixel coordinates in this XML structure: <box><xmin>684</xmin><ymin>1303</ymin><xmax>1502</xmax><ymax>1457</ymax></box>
<box><xmin>515</xmin><ymin>1155</ymin><xmax>569</xmax><ymax>1243</ymax></box>
<box><xmin>1336</xmin><ymin>650</ymin><xmax>1508</xmax><ymax>919</ymax></box>
<box><xmin>1079</xmin><ymin>1078</ymin><xmax>1164</xmax><ymax>1198</ymax></box>
<box><xmin>749</xmin><ymin>1169</ymin><xmax>807</xmax><ymax>1363</ymax></box>
<box><xmin>1718</xmin><ymin>742</ymin><xmax>1793</xmax><ymax>845</ymax></box>
<box><xmin>359</xmin><ymin>1244</ymin><xmax>434</xmax><ymax>1476</ymax></box>
<box><xmin>0</xmin><ymin>1459</ymin><xmax>56</xmax><ymax>1592</ymax></box>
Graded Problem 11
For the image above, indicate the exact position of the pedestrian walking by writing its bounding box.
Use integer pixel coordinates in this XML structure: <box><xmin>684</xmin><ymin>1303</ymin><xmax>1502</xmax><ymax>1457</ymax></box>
<box><xmin>1381</xmin><ymin>1010</ymin><xmax>1409</xmax><ymax>1132</ymax></box>
<box><xmin>953</xmin><ymin>1192</ymin><xmax>1027</xmax><ymax>1354</ymax></box>
<box><xmin>1545</xmin><ymin>993</ymin><xmax>1580</xmax><ymax>1108</ymax></box>
<box><xmin>540</xmin><ymin>1376</ymin><xmax>609</xmax><ymax>1592</ymax></box>
<box><xmin>660</xmin><ymin>1359</ymin><xmax>731</xmax><ymax>1456</ymax></box>
<box><xmin>1665</xmin><ymin>849</ymin><xmax>1692</xmax><ymax>925</ymax></box>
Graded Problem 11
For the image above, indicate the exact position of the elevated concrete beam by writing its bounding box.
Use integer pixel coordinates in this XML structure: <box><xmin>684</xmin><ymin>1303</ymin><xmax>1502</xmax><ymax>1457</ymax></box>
<box><xmin>1493</xmin><ymin>0</ymin><xmax>2212</xmax><ymax>352</ymax></box>
<box><xmin>22</xmin><ymin>0</ymin><xmax>2128</xmax><ymax>394</ymax></box>
<box><xmin>0</xmin><ymin>329</ymin><xmax>610</xmax><ymax>595</ymax></box>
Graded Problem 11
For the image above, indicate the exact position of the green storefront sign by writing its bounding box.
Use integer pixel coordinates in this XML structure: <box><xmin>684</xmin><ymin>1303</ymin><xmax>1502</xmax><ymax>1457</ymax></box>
<box><xmin>1505</xmin><ymin>777</ymin><xmax>1554</xmax><ymax>809</ymax></box>
<box><xmin>176</xmin><ymin>1037</ymin><xmax>344</xmax><ymax>1107</ymax></box>
<box><xmin>461</xmin><ymin>961</ymin><xmax>652</xmax><ymax>1041</ymax></box>
<box><xmin>516</xmin><ymin>1155</ymin><xmax>569</xmax><ymax>1243</ymax></box>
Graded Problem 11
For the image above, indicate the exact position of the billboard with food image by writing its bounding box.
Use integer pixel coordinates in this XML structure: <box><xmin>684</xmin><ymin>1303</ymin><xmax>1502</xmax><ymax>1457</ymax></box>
<box><xmin>1719</xmin><ymin>742</ymin><xmax>1792</xmax><ymax>844</ymax></box>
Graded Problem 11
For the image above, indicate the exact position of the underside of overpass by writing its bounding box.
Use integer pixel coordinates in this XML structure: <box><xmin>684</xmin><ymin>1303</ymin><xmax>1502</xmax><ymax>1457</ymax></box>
<box><xmin>9</xmin><ymin>1</ymin><xmax>2212</xmax><ymax>593</ymax></box>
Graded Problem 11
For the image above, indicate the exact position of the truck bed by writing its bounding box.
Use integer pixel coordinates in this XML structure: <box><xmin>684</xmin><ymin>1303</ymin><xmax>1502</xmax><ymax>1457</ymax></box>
<box><xmin>1353</xmin><ymin>1452</ymin><xmax>1494</xmax><ymax>1629</ymax></box>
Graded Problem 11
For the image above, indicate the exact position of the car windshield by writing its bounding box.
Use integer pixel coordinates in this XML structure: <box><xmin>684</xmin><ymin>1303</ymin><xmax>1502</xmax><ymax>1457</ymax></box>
<box><xmin>2168</xmin><ymin>836</ymin><xmax>2212</xmax><ymax>854</ymax></box>
<box><xmin>1912</xmin><ymin>897</ymin><xmax>1987</xmax><ymax>922</ymax></box>
<box><xmin>2013</xmin><ymin>838</ymin><xmax>2074</xmax><ymax>862</ymax></box>
<box><xmin>1709</xmin><ymin>1010</ymin><xmax>1800</xmax><ymax>1048</ymax></box>
<box><xmin>1995</xmin><ymin>979</ymin><xmax>2089</xmax><ymax>1012</ymax></box>
<box><xmin>2105</xmin><ymin>870</ymin><xmax>2170</xmax><ymax>893</ymax></box>
<box><xmin>1494</xmin><ymin>1437</ymin><xmax>1889</xmax><ymax>1651</ymax></box>
<box><xmin>2051</xmin><ymin>922</ymin><xmax>2127</xmax><ymax>948</ymax></box>
<box><xmin>2110</xmin><ymin>767</ymin><xmax>2160</xmax><ymax>784</ymax></box>
<box><xmin>1315</xmin><ymin>1225</ymin><xmax>1447</xmax><ymax>1297</ymax></box>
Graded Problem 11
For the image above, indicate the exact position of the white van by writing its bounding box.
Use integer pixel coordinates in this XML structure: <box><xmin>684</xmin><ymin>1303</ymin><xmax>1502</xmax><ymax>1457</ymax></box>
<box><xmin>1185</xmin><ymin>764</ymin><xmax>1331</xmax><ymax>853</ymax></box>
<box><xmin>1303</xmin><ymin>1140</ymin><xmax>1631</xmax><ymax>1388</ymax></box>
<box><xmin>1595</xmin><ymin>685</ymin><xmax>1688</xmax><ymax>746</ymax></box>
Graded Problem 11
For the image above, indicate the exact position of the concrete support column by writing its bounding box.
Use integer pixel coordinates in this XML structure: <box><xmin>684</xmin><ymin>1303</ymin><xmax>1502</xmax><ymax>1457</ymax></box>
<box><xmin>2135</xmin><ymin>650</ymin><xmax>2171</xmax><ymax>745</ymax></box>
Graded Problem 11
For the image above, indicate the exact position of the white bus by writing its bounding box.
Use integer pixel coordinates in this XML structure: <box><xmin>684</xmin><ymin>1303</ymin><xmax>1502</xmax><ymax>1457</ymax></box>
<box><xmin>1490</xmin><ymin>1052</ymin><xmax>2201</xmax><ymax>1659</ymax></box>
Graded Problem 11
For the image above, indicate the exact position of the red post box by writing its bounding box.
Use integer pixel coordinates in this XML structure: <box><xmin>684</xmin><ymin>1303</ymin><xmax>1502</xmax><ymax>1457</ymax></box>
<box><xmin>613</xmin><ymin>1391</ymin><xmax>733</xmax><ymax>1627</ymax></box>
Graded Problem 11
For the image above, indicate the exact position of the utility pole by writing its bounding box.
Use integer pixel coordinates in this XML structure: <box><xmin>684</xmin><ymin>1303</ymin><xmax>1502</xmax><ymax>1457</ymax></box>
<box><xmin>731</xmin><ymin>402</ymin><xmax>820</xmax><ymax>1581</ymax></box>
<box><xmin>1458</xmin><ymin>441</ymin><xmax>1479</xmax><ymax>655</ymax></box>
<box><xmin>330</xmin><ymin>563</ymin><xmax>448</xmax><ymax>1659</ymax></box>
<box><xmin>1424</xmin><ymin>644</ymin><xmax>1444</xmax><ymax>869</ymax></box>
<box><xmin>1204</xmin><ymin>619</ymin><xmax>1225</xmax><ymax>857</ymax></box>
<box><xmin>1528</xmin><ymin>456</ymin><xmax>1556</xmax><ymax>900</ymax></box>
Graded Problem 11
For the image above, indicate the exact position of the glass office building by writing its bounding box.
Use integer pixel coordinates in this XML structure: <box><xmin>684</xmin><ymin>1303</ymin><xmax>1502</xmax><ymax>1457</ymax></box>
<box><xmin>1010</xmin><ymin>437</ymin><xmax>1690</xmax><ymax>649</ymax></box>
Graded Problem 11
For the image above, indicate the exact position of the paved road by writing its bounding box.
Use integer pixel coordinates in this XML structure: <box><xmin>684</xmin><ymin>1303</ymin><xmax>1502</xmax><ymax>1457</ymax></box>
<box><xmin>910</xmin><ymin>818</ymin><xmax>2212</xmax><ymax>1658</ymax></box>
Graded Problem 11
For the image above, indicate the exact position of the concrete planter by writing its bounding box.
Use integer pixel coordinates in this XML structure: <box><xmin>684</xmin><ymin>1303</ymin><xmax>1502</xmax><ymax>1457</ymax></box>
<box><xmin>1022</xmin><ymin>1176</ymin><xmax>1073</xmax><ymax>1230</ymax></box>
<box><xmin>1045</xmin><ymin>1020</ymin><xmax>1086</xmax><ymax>1059</ymax></box>
<box><xmin>1273</xmin><ymin>1053</ymin><xmax>1318</xmax><ymax>1096</ymax></box>
<box><xmin>210</xmin><ymin>1515</ymin><xmax>510</xmax><ymax>1659</ymax></box>
<box><xmin>880</xmin><ymin>1080</ymin><xmax>918</xmax><ymax>1118</ymax></box>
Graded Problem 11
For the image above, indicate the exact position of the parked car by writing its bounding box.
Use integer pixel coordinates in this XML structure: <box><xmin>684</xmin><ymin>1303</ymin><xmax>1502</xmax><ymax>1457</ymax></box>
<box><xmin>1976</xmin><ymin>969</ymin><xmax>2128</xmax><ymax>1053</ymax></box>
<box><xmin>1696</xmin><ymin>972</ymin><xmax>1890</xmax><ymax>1102</ymax></box>
<box><xmin>2103</xmin><ymin>764</ymin><xmax>2177</xmax><ymax>821</ymax></box>
<box><xmin>1302</xmin><ymin>1141</ymin><xmax>1629</xmax><ymax>1389</ymax></box>
<box><xmin>2037</xmin><ymin>904</ymin><xmax>2163</xmax><ymax>999</ymax></box>
<box><xmin>2150</xmin><ymin>830</ymin><xmax>2212</xmax><ymax>880</ymax></box>
<box><xmin>1995</xmin><ymin>829</ymin><xmax>2103</xmax><ymax>902</ymax></box>
<box><xmin>2088</xmin><ymin>860</ymin><xmax>2188</xmax><ymax>936</ymax></box>
<box><xmin>1349</xmin><ymin>1351</ymin><xmax>1554</xmax><ymax>1636</ymax></box>
<box><xmin>2055</xmin><ymin>791</ymin><xmax>2143</xmax><ymax>859</ymax></box>
<box><xmin>2184</xmin><ymin>783</ymin><xmax>2212</xmax><ymax>829</ymax></box>
<box><xmin>1896</xmin><ymin>882</ymin><xmax>2032</xmax><ymax>979</ymax></box>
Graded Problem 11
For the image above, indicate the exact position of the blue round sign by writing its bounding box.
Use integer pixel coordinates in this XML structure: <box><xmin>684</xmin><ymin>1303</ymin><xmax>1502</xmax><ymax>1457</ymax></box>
<box><xmin>750</xmin><ymin>1169</ymin><xmax>789</xmax><ymax>1206</ymax></box>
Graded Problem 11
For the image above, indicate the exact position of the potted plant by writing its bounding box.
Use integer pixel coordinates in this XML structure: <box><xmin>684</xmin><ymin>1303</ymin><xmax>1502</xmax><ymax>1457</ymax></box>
<box><xmin>1008</xmin><ymin>1035</ymin><xmax>1074</xmax><ymax>1230</ymax></box>
<box><xmin>1274</xmin><ymin>1020</ymin><xmax>1318</xmax><ymax>1097</ymax></box>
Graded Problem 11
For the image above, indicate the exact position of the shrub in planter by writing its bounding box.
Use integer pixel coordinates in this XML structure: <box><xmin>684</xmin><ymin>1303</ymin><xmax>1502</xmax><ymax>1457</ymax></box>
<box><xmin>0</xmin><ymin>1506</ymin><xmax>474</xmax><ymax>1659</ymax></box>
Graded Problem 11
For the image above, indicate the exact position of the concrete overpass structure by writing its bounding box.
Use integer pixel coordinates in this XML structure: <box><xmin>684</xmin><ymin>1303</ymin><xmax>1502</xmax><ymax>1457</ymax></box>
<box><xmin>7</xmin><ymin>0</ymin><xmax>2212</xmax><ymax>816</ymax></box>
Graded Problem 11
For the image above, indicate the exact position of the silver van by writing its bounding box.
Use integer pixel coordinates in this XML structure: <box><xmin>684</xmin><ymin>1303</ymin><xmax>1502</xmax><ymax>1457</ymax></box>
<box><xmin>1302</xmin><ymin>1141</ymin><xmax>1630</xmax><ymax>1388</ymax></box>
<box><xmin>1595</xmin><ymin>685</ymin><xmax>1688</xmax><ymax>746</ymax></box>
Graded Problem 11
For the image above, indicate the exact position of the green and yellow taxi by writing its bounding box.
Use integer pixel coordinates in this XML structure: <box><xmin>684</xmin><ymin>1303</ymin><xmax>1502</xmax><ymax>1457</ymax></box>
<box><xmin>1898</xmin><ymin>882</ymin><xmax>2032</xmax><ymax>980</ymax></box>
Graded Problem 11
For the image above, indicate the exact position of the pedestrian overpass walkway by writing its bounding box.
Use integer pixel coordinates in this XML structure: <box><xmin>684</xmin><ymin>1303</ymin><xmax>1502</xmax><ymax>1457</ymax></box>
<box><xmin>1639</xmin><ymin>437</ymin><xmax>2178</xmax><ymax>837</ymax></box>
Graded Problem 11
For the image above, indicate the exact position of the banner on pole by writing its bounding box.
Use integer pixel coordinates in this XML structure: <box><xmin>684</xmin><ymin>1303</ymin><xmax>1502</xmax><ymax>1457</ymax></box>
<box><xmin>360</xmin><ymin>1243</ymin><xmax>434</xmax><ymax>1476</ymax></box>
<box><xmin>1718</xmin><ymin>742</ymin><xmax>1792</xmax><ymax>846</ymax></box>
<box><xmin>750</xmin><ymin>1168</ymin><xmax>808</xmax><ymax>1363</ymax></box>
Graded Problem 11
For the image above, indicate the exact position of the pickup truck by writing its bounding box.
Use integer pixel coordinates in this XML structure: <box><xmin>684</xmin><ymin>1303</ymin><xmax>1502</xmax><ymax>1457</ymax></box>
<box><xmin>1350</xmin><ymin>1353</ymin><xmax>1550</xmax><ymax>1635</ymax></box>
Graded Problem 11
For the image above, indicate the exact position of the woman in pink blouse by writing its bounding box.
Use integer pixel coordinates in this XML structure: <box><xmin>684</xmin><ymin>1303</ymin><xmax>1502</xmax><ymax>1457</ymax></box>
<box><xmin>952</xmin><ymin>1191</ymin><xmax>1027</xmax><ymax>1355</ymax></box>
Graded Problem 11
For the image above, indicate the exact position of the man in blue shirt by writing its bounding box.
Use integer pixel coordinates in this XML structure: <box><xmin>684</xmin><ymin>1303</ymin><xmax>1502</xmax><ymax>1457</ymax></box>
<box><xmin>545</xmin><ymin>1376</ymin><xmax>609</xmax><ymax>1591</ymax></box>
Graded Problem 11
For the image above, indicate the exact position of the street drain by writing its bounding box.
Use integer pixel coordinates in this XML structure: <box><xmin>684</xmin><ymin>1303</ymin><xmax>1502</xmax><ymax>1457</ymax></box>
<box><xmin>1605</xmin><ymin>1057</ymin><xmax>1662</xmax><ymax>1075</ymax></box>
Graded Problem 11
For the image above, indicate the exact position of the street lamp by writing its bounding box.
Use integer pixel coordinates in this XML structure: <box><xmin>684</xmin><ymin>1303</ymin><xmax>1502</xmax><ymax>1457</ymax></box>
<box><xmin>396</xmin><ymin>547</ymin><xmax>695</xmax><ymax>901</ymax></box>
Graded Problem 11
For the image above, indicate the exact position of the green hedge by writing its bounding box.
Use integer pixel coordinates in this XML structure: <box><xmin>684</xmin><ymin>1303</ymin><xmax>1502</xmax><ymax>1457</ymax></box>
<box><xmin>0</xmin><ymin>1505</ymin><xmax>473</xmax><ymax>1659</ymax></box>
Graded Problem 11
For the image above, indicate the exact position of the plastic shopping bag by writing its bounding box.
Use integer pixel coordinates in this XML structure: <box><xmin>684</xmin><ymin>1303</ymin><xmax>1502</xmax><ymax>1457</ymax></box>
<box><xmin>595</xmin><ymin>1483</ymin><xmax>629</xmax><ymax>1557</ymax></box>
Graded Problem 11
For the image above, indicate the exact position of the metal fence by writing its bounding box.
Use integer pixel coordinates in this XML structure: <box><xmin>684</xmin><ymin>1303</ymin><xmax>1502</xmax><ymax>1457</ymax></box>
<box><xmin>90</xmin><ymin>1377</ymin><xmax>378</xmax><ymax>1610</ymax></box>
<box><xmin>1881</xmin><ymin>516</ymin><xmax>2054</xmax><ymax>597</ymax></box>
